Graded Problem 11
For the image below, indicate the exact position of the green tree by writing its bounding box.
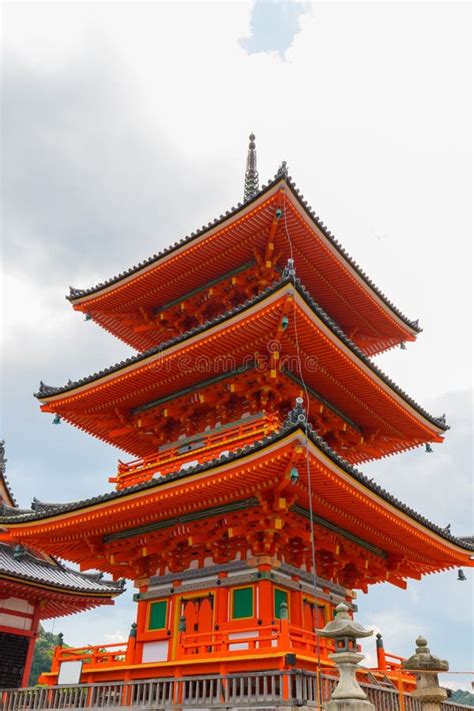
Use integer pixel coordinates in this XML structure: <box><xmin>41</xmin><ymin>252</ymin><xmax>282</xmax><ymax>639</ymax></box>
<box><xmin>28</xmin><ymin>626</ymin><xmax>65</xmax><ymax>686</ymax></box>
<box><xmin>450</xmin><ymin>690</ymin><xmax>474</xmax><ymax>707</ymax></box>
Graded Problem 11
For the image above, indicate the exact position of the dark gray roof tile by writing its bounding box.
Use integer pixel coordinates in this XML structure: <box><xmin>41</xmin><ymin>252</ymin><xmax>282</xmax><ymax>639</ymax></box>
<box><xmin>0</xmin><ymin>420</ymin><xmax>469</xmax><ymax>553</ymax></box>
<box><xmin>67</xmin><ymin>175</ymin><xmax>421</xmax><ymax>334</ymax></box>
<box><xmin>0</xmin><ymin>543</ymin><xmax>125</xmax><ymax>594</ymax></box>
<box><xmin>37</xmin><ymin>276</ymin><xmax>447</xmax><ymax>433</ymax></box>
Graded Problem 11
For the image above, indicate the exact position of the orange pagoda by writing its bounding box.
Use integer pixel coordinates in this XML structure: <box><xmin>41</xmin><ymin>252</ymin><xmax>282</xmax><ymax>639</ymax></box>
<box><xmin>0</xmin><ymin>442</ymin><xmax>124</xmax><ymax>688</ymax></box>
<box><xmin>1</xmin><ymin>136</ymin><xmax>472</xmax><ymax>690</ymax></box>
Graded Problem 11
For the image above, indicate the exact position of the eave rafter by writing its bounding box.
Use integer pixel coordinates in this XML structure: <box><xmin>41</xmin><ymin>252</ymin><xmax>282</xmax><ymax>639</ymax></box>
<box><xmin>68</xmin><ymin>178</ymin><xmax>419</xmax><ymax>356</ymax></box>
<box><xmin>38</xmin><ymin>281</ymin><xmax>445</xmax><ymax>467</ymax></box>
<box><xmin>2</xmin><ymin>432</ymin><xmax>470</xmax><ymax>589</ymax></box>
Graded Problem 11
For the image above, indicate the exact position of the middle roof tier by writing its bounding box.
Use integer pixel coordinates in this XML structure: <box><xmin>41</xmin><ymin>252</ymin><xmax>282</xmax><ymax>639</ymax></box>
<box><xmin>37</xmin><ymin>277</ymin><xmax>447</xmax><ymax>462</ymax></box>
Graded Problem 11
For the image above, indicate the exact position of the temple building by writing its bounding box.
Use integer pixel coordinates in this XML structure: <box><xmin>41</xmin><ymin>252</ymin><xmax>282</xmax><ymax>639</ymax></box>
<box><xmin>0</xmin><ymin>442</ymin><xmax>124</xmax><ymax>688</ymax></box>
<box><xmin>0</xmin><ymin>136</ymin><xmax>472</xmax><ymax>689</ymax></box>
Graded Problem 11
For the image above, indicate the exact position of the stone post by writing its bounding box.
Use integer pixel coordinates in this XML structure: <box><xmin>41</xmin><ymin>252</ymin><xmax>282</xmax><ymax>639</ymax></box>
<box><xmin>402</xmin><ymin>637</ymin><xmax>449</xmax><ymax>711</ymax></box>
<box><xmin>318</xmin><ymin>603</ymin><xmax>375</xmax><ymax>711</ymax></box>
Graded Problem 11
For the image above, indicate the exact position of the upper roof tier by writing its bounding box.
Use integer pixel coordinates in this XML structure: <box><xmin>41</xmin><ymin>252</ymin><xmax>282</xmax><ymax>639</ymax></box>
<box><xmin>37</xmin><ymin>276</ymin><xmax>446</xmax><ymax>461</ymax></box>
<box><xmin>68</xmin><ymin>169</ymin><xmax>421</xmax><ymax>357</ymax></box>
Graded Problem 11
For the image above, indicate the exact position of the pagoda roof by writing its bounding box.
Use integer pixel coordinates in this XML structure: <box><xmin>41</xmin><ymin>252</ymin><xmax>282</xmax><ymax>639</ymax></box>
<box><xmin>36</xmin><ymin>276</ymin><xmax>447</xmax><ymax>454</ymax></box>
<box><xmin>0</xmin><ymin>442</ymin><xmax>124</xmax><ymax>617</ymax></box>
<box><xmin>0</xmin><ymin>417</ymin><xmax>474</xmax><ymax>588</ymax></box>
<box><xmin>0</xmin><ymin>440</ymin><xmax>16</xmax><ymax>508</ymax></box>
<box><xmin>67</xmin><ymin>173</ymin><xmax>420</xmax><ymax>356</ymax></box>
<box><xmin>0</xmin><ymin>420</ymin><xmax>468</xmax><ymax>551</ymax></box>
<box><xmin>0</xmin><ymin>542</ymin><xmax>124</xmax><ymax>596</ymax></box>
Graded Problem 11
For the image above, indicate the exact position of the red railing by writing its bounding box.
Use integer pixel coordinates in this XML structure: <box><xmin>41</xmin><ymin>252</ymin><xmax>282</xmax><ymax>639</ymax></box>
<box><xmin>179</xmin><ymin>623</ymin><xmax>280</xmax><ymax>656</ymax></box>
<box><xmin>45</xmin><ymin>625</ymin><xmax>414</xmax><ymax>693</ymax></box>
<box><xmin>289</xmin><ymin>625</ymin><xmax>335</xmax><ymax>656</ymax></box>
<box><xmin>110</xmin><ymin>413</ymin><xmax>280</xmax><ymax>489</ymax></box>
<box><xmin>50</xmin><ymin>642</ymin><xmax>128</xmax><ymax>673</ymax></box>
<box><xmin>9</xmin><ymin>668</ymin><xmax>472</xmax><ymax>710</ymax></box>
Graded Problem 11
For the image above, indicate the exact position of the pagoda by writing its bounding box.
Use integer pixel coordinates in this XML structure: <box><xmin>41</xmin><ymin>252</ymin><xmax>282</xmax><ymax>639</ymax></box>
<box><xmin>0</xmin><ymin>136</ymin><xmax>472</xmax><ymax>689</ymax></box>
<box><xmin>0</xmin><ymin>442</ymin><xmax>124</xmax><ymax>688</ymax></box>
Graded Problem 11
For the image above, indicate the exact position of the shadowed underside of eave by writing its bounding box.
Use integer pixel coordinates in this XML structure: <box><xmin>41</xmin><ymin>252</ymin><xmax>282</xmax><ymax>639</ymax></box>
<box><xmin>0</xmin><ymin>427</ymin><xmax>471</xmax><ymax>581</ymax></box>
<box><xmin>67</xmin><ymin>176</ymin><xmax>420</xmax><ymax>356</ymax></box>
<box><xmin>35</xmin><ymin>279</ymin><xmax>447</xmax><ymax>464</ymax></box>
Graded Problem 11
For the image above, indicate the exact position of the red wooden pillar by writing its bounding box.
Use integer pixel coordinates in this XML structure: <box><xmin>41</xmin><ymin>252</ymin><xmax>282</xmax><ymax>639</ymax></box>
<box><xmin>215</xmin><ymin>574</ymin><xmax>228</xmax><ymax>654</ymax></box>
<box><xmin>257</xmin><ymin>564</ymin><xmax>272</xmax><ymax>645</ymax></box>
<box><xmin>21</xmin><ymin>605</ymin><xmax>41</xmax><ymax>687</ymax></box>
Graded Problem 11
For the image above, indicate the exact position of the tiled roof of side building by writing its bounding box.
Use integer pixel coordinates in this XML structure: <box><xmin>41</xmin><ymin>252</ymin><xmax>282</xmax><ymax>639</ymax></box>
<box><xmin>67</xmin><ymin>170</ymin><xmax>421</xmax><ymax>333</ymax></box>
<box><xmin>0</xmin><ymin>418</ymin><xmax>470</xmax><ymax>552</ymax></box>
<box><xmin>0</xmin><ymin>542</ymin><xmax>125</xmax><ymax>594</ymax></box>
<box><xmin>0</xmin><ymin>440</ymin><xmax>17</xmax><ymax>507</ymax></box>
<box><xmin>37</xmin><ymin>274</ymin><xmax>448</xmax><ymax>432</ymax></box>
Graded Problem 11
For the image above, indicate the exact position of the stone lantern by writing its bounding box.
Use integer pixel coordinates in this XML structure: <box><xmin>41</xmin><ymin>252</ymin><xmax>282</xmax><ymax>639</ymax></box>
<box><xmin>402</xmin><ymin>637</ymin><xmax>449</xmax><ymax>711</ymax></box>
<box><xmin>318</xmin><ymin>603</ymin><xmax>375</xmax><ymax>711</ymax></box>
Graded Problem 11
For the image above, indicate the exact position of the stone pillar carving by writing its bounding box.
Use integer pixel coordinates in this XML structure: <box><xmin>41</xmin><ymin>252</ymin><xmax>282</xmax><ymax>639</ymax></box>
<box><xmin>402</xmin><ymin>637</ymin><xmax>449</xmax><ymax>711</ymax></box>
<box><xmin>318</xmin><ymin>602</ymin><xmax>375</xmax><ymax>711</ymax></box>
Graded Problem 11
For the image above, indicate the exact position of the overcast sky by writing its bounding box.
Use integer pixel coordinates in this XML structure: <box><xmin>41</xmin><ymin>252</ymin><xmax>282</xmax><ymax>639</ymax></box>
<box><xmin>1</xmin><ymin>0</ymin><xmax>472</xmax><ymax>688</ymax></box>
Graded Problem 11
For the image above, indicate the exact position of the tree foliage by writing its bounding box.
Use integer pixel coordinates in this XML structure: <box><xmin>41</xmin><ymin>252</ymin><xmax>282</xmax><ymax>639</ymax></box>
<box><xmin>450</xmin><ymin>690</ymin><xmax>474</xmax><ymax>707</ymax></box>
<box><xmin>28</xmin><ymin>626</ymin><xmax>65</xmax><ymax>686</ymax></box>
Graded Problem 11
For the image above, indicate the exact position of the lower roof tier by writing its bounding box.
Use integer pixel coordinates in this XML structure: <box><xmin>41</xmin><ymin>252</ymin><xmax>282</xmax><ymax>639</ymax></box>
<box><xmin>0</xmin><ymin>542</ymin><xmax>124</xmax><ymax>619</ymax></box>
<box><xmin>0</xmin><ymin>421</ymin><xmax>471</xmax><ymax>592</ymax></box>
<box><xmin>36</xmin><ymin>277</ymin><xmax>447</xmax><ymax>461</ymax></box>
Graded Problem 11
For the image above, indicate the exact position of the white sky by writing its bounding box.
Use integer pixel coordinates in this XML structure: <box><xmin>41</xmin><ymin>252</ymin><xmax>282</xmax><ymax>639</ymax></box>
<box><xmin>1</xmin><ymin>0</ymin><xmax>472</xmax><ymax>686</ymax></box>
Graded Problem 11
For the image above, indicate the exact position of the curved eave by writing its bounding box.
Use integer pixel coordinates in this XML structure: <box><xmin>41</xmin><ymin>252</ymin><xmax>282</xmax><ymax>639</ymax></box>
<box><xmin>0</xmin><ymin>475</ymin><xmax>16</xmax><ymax>508</ymax></box>
<box><xmin>36</xmin><ymin>279</ymin><xmax>447</xmax><ymax>440</ymax></box>
<box><xmin>0</xmin><ymin>572</ymin><xmax>121</xmax><ymax>599</ymax></box>
<box><xmin>0</xmin><ymin>427</ymin><xmax>471</xmax><ymax>566</ymax></box>
<box><xmin>67</xmin><ymin>175</ymin><xmax>420</xmax><ymax>354</ymax></box>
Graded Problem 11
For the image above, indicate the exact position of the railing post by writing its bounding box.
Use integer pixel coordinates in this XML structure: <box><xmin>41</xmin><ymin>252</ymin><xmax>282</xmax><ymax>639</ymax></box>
<box><xmin>50</xmin><ymin>634</ymin><xmax>63</xmax><ymax>675</ymax></box>
<box><xmin>125</xmin><ymin>622</ymin><xmax>137</xmax><ymax>664</ymax></box>
<box><xmin>376</xmin><ymin>632</ymin><xmax>387</xmax><ymax>671</ymax></box>
<box><xmin>173</xmin><ymin>666</ymin><xmax>183</xmax><ymax>706</ymax></box>
<box><xmin>121</xmin><ymin>675</ymin><xmax>132</xmax><ymax>707</ymax></box>
<box><xmin>397</xmin><ymin>671</ymin><xmax>407</xmax><ymax>711</ymax></box>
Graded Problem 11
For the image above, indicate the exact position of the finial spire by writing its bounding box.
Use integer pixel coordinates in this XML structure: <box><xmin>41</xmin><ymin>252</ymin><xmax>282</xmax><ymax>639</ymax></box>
<box><xmin>243</xmin><ymin>133</ymin><xmax>259</xmax><ymax>202</ymax></box>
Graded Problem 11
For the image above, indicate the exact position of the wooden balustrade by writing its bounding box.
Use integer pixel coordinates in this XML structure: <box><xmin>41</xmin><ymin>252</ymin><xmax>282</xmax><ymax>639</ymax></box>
<box><xmin>178</xmin><ymin>623</ymin><xmax>280</xmax><ymax>656</ymax></box>
<box><xmin>47</xmin><ymin>627</ymin><xmax>407</xmax><ymax>673</ymax></box>
<box><xmin>382</xmin><ymin>652</ymin><xmax>407</xmax><ymax>670</ymax></box>
<box><xmin>1</xmin><ymin>671</ymin><xmax>472</xmax><ymax>710</ymax></box>
<box><xmin>51</xmin><ymin>642</ymin><xmax>128</xmax><ymax>672</ymax></box>
<box><xmin>110</xmin><ymin>413</ymin><xmax>280</xmax><ymax>489</ymax></box>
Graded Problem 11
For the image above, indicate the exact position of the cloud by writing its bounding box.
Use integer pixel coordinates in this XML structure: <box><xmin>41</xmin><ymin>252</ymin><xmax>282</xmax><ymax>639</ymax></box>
<box><xmin>239</xmin><ymin>1</ymin><xmax>311</xmax><ymax>59</ymax></box>
<box><xmin>1</xmin><ymin>1</ymin><xmax>471</xmax><ymax>664</ymax></box>
<box><xmin>357</xmin><ymin>570</ymin><xmax>473</xmax><ymax>680</ymax></box>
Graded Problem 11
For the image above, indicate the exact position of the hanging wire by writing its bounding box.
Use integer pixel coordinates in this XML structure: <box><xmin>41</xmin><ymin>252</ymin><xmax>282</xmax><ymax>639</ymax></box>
<box><xmin>281</xmin><ymin>184</ymin><xmax>323</xmax><ymax>710</ymax></box>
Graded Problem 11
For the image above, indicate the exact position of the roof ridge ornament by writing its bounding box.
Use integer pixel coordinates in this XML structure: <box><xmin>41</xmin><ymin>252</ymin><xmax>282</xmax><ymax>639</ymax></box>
<box><xmin>69</xmin><ymin>286</ymin><xmax>84</xmax><ymax>298</ymax></box>
<box><xmin>13</xmin><ymin>543</ymin><xmax>27</xmax><ymax>560</ymax></box>
<box><xmin>0</xmin><ymin>440</ymin><xmax>6</xmax><ymax>479</ymax></box>
<box><xmin>38</xmin><ymin>381</ymin><xmax>57</xmax><ymax>395</ymax></box>
<box><xmin>277</xmin><ymin>160</ymin><xmax>288</xmax><ymax>178</ymax></box>
<box><xmin>0</xmin><ymin>439</ymin><xmax>17</xmax><ymax>507</ymax></box>
<box><xmin>282</xmin><ymin>258</ymin><xmax>296</xmax><ymax>280</ymax></box>
<box><xmin>243</xmin><ymin>133</ymin><xmax>259</xmax><ymax>202</ymax></box>
<box><xmin>285</xmin><ymin>397</ymin><xmax>307</xmax><ymax>427</ymax></box>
